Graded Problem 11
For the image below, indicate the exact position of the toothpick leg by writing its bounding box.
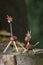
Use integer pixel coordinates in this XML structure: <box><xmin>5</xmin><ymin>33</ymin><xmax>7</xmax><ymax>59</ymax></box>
<box><xmin>17</xmin><ymin>42</ymin><xmax>26</xmax><ymax>50</ymax></box>
<box><xmin>3</xmin><ymin>41</ymin><xmax>12</xmax><ymax>53</ymax></box>
<box><xmin>13</xmin><ymin>41</ymin><xmax>18</xmax><ymax>52</ymax></box>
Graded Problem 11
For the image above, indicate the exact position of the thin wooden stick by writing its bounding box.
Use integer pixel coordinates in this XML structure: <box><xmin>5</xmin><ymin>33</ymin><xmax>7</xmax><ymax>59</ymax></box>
<box><xmin>10</xmin><ymin>23</ymin><xmax>13</xmax><ymax>36</ymax></box>
<box><xmin>33</xmin><ymin>41</ymin><xmax>39</xmax><ymax>47</ymax></box>
<box><xmin>13</xmin><ymin>41</ymin><xmax>18</xmax><ymax>52</ymax></box>
<box><xmin>3</xmin><ymin>41</ymin><xmax>12</xmax><ymax>53</ymax></box>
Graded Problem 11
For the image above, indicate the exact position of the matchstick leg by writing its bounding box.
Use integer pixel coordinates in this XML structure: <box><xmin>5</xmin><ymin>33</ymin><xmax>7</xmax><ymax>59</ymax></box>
<box><xmin>17</xmin><ymin>42</ymin><xmax>26</xmax><ymax>50</ymax></box>
<box><xmin>13</xmin><ymin>41</ymin><xmax>18</xmax><ymax>52</ymax></box>
<box><xmin>3</xmin><ymin>41</ymin><xmax>12</xmax><ymax>53</ymax></box>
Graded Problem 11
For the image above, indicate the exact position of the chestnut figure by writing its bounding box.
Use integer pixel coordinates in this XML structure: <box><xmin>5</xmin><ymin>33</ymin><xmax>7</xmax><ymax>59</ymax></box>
<box><xmin>7</xmin><ymin>15</ymin><xmax>13</xmax><ymax>23</ymax></box>
<box><xmin>26</xmin><ymin>44</ymin><xmax>34</xmax><ymax>50</ymax></box>
<box><xmin>25</xmin><ymin>31</ymin><xmax>31</xmax><ymax>42</ymax></box>
<box><xmin>10</xmin><ymin>36</ymin><xmax>17</xmax><ymax>41</ymax></box>
<box><xmin>25</xmin><ymin>31</ymin><xmax>34</xmax><ymax>50</ymax></box>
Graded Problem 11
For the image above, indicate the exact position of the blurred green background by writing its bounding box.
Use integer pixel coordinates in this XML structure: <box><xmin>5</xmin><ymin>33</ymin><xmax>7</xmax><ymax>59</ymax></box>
<box><xmin>25</xmin><ymin>0</ymin><xmax>43</xmax><ymax>48</ymax></box>
<box><xmin>0</xmin><ymin>0</ymin><xmax>43</xmax><ymax>48</ymax></box>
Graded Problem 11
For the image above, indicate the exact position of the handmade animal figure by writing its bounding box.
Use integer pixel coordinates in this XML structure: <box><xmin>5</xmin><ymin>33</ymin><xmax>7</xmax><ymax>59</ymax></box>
<box><xmin>23</xmin><ymin>31</ymin><xmax>39</xmax><ymax>53</ymax></box>
<box><xmin>3</xmin><ymin>15</ymin><xmax>26</xmax><ymax>53</ymax></box>
<box><xmin>3</xmin><ymin>15</ymin><xmax>19</xmax><ymax>53</ymax></box>
<box><xmin>25</xmin><ymin>31</ymin><xmax>34</xmax><ymax>50</ymax></box>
